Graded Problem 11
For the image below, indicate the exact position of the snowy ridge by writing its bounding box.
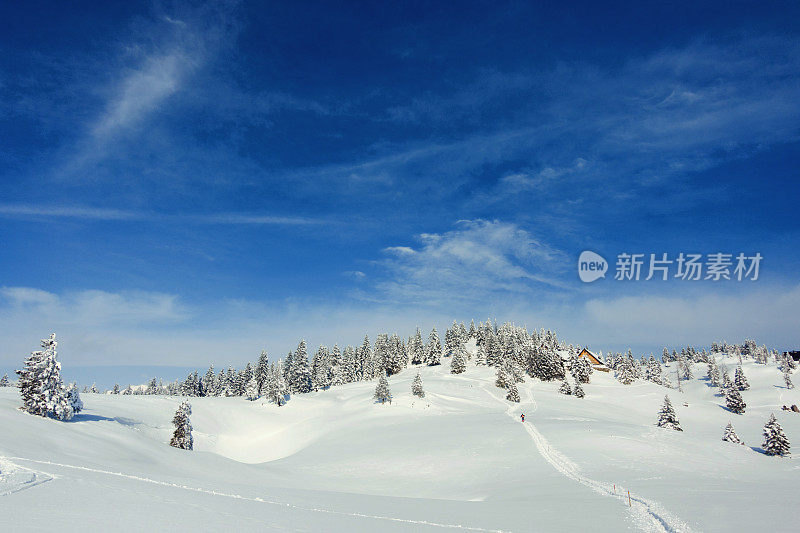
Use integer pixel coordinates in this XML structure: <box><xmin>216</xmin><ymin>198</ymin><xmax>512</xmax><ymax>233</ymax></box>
<box><xmin>472</xmin><ymin>378</ymin><xmax>693</xmax><ymax>533</ymax></box>
<box><xmin>0</xmin><ymin>455</ymin><xmax>504</xmax><ymax>532</ymax></box>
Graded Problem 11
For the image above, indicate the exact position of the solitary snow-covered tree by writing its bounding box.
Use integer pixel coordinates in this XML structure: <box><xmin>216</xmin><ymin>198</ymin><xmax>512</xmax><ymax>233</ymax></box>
<box><xmin>722</xmin><ymin>422</ymin><xmax>743</xmax><ymax>444</ymax></box>
<box><xmin>411</xmin><ymin>372</ymin><xmax>425</xmax><ymax>398</ymax></box>
<box><xmin>784</xmin><ymin>370</ymin><xmax>794</xmax><ymax>389</ymax></box>
<box><xmin>16</xmin><ymin>333</ymin><xmax>73</xmax><ymax>421</ymax></box>
<box><xmin>656</xmin><ymin>395</ymin><xmax>682</xmax><ymax>431</ymax></box>
<box><xmin>725</xmin><ymin>388</ymin><xmax>746</xmax><ymax>415</ymax></box>
<box><xmin>762</xmin><ymin>413</ymin><xmax>790</xmax><ymax>456</ymax></box>
<box><xmin>0</xmin><ymin>374</ymin><xmax>9</xmax><ymax>387</ymax></box>
<box><xmin>573</xmin><ymin>381</ymin><xmax>585</xmax><ymax>398</ymax></box>
<box><xmin>374</xmin><ymin>373</ymin><xmax>392</xmax><ymax>404</ymax></box>
<box><xmin>169</xmin><ymin>401</ymin><xmax>193</xmax><ymax>450</ymax></box>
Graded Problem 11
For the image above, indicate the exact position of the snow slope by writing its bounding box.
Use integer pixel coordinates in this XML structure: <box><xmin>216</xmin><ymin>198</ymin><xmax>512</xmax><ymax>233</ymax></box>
<box><xmin>1</xmin><ymin>356</ymin><xmax>798</xmax><ymax>532</ymax></box>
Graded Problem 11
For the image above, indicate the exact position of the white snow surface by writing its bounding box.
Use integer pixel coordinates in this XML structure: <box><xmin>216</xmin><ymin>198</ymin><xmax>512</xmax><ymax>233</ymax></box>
<box><xmin>1</xmin><ymin>355</ymin><xmax>798</xmax><ymax>532</ymax></box>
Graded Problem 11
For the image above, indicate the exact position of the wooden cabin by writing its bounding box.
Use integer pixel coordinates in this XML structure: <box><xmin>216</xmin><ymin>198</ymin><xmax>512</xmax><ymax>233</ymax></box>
<box><xmin>578</xmin><ymin>348</ymin><xmax>610</xmax><ymax>372</ymax></box>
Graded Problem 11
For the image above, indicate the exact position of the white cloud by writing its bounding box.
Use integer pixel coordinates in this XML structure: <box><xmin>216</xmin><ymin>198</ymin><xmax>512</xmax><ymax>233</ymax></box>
<box><xmin>579</xmin><ymin>285</ymin><xmax>800</xmax><ymax>349</ymax></box>
<box><xmin>370</xmin><ymin>219</ymin><xmax>568</xmax><ymax>307</ymax></box>
<box><xmin>0</xmin><ymin>204</ymin><xmax>328</xmax><ymax>226</ymax></box>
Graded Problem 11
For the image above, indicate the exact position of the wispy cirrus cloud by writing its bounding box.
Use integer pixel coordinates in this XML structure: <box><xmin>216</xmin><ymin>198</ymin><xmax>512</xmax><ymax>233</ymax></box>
<box><xmin>0</xmin><ymin>204</ymin><xmax>330</xmax><ymax>226</ymax></box>
<box><xmin>363</xmin><ymin>219</ymin><xmax>569</xmax><ymax>307</ymax></box>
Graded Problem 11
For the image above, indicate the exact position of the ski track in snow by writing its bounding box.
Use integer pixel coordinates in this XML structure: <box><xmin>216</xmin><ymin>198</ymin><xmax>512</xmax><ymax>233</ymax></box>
<box><xmin>472</xmin><ymin>378</ymin><xmax>693</xmax><ymax>533</ymax></box>
<box><xmin>0</xmin><ymin>457</ymin><xmax>55</xmax><ymax>496</ymax></box>
<box><xmin>0</xmin><ymin>455</ymin><xmax>504</xmax><ymax>532</ymax></box>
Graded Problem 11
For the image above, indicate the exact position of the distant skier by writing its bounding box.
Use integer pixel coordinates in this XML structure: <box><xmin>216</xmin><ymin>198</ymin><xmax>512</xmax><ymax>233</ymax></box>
<box><xmin>520</xmin><ymin>413</ymin><xmax>525</xmax><ymax>422</ymax></box>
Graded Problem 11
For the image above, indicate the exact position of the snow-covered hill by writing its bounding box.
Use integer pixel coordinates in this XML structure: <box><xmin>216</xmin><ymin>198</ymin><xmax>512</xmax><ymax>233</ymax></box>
<box><xmin>1</xmin><ymin>357</ymin><xmax>798</xmax><ymax>532</ymax></box>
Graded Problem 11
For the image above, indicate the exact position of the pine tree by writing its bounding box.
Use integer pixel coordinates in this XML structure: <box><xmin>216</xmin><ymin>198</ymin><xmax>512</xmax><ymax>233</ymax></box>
<box><xmin>558</xmin><ymin>379</ymin><xmax>572</xmax><ymax>395</ymax></box>
<box><xmin>656</xmin><ymin>395</ymin><xmax>682</xmax><ymax>431</ymax></box>
<box><xmin>784</xmin><ymin>370</ymin><xmax>794</xmax><ymax>389</ymax></box>
<box><xmin>169</xmin><ymin>401</ymin><xmax>193</xmax><ymax>450</ymax></box>
<box><xmin>66</xmin><ymin>383</ymin><xmax>83</xmax><ymax>414</ymax></box>
<box><xmin>572</xmin><ymin>355</ymin><xmax>592</xmax><ymax>384</ymax></box>
<box><xmin>450</xmin><ymin>344</ymin><xmax>467</xmax><ymax>374</ymax></box>
<box><xmin>374</xmin><ymin>373</ymin><xmax>392</xmax><ymax>404</ymax></box>
<box><xmin>616</xmin><ymin>356</ymin><xmax>637</xmax><ymax>385</ymax></box>
<box><xmin>495</xmin><ymin>362</ymin><xmax>512</xmax><ymax>389</ymax></box>
<box><xmin>722</xmin><ymin>422</ymin><xmax>743</xmax><ymax>444</ymax></box>
<box><xmin>411</xmin><ymin>373</ymin><xmax>425</xmax><ymax>398</ymax></box>
<box><xmin>762</xmin><ymin>413</ymin><xmax>790</xmax><ymax>456</ymax></box>
<box><xmin>0</xmin><ymin>374</ymin><xmax>9</xmax><ymax>387</ymax></box>
<box><xmin>255</xmin><ymin>351</ymin><xmax>269</xmax><ymax>394</ymax></box>
<box><xmin>573</xmin><ymin>381</ymin><xmax>585</xmax><ymax>398</ymax></box>
<box><xmin>646</xmin><ymin>355</ymin><xmax>662</xmax><ymax>384</ymax></box>
<box><xmin>725</xmin><ymin>388</ymin><xmax>746</xmax><ymax>414</ymax></box>
<box><xmin>506</xmin><ymin>382</ymin><xmax>520</xmax><ymax>402</ymax></box>
<box><xmin>707</xmin><ymin>359</ymin><xmax>720</xmax><ymax>387</ymax></box>
<box><xmin>289</xmin><ymin>340</ymin><xmax>312</xmax><ymax>393</ymax></box>
<box><xmin>244</xmin><ymin>375</ymin><xmax>259</xmax><ymax>400</ymax></box>
<box><xmin>16</xmin><ymin>333</ymin><xmax>73</xmax><ymax>420</ymax></box>
<box><xmin>202</xmin><ymin>365</ymin><xmax>217</xmax><ymax>396</ymax></box>
<box><xmin>410</xmin><ymin>328</ymin><xmax>425</xmax><ymax>365</ymax></box>
<box><xmin>734</xmin><ymin>366</ymin><xmax>750</xmax><ymax>391</ymax></box>
<box><xmin>427</xmin><ymin>328</ymin><xmax>442</xmax><ymax>366</ymax></box>
<box><xmin>265</xmin><ymin>364</ymin><xmax>287</xmax><ymax>406</ymax></box>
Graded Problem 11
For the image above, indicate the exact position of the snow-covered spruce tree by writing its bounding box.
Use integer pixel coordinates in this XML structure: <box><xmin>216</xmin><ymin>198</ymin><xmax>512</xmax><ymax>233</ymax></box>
<box><xmin>475</xmin><ymin>345</ymin><xmax>486</xmax><ymax>366</ymax></box>
<box><xmin>646</xmin><ymin>355</ymin><xmax>663</xmax><ymax>385</ymax></box>
<box><xmin>558</xmin><ymin>379</ymin><xmax>572</xmax><ymax>395</ymax></box>
<box><xmin>615</xmin><ymin>356</ymin><xmax>637</xmax><ymax>385</ymax></box>
<box><xmin>506</xmin><ymin>382</ymin><xmax>520</xmax><ymax>402</ymax></box>
<box><xmin>255</xmin><ymin>350</ymin><xmax>269</xmax><ymax>394</ymax></box>
<box><xmin>264</xmin><ymin>364</ymin><xmax>286</xmax><ymax>406</ymax></box>
<box><xmin>784</xmin><ymin>370</ymin><xmax>794</xmax><ymax>389</ymax></box>
<box><xmin>725</xmin><ymin>388</ymin><xmax>746</xmax><ymax>415</ymax></box>
<box><xmin>450</xmin><ymin>344</ymin><xmax>467</xmax><ymax>374</ymax></box>
<box><xmin>495</xmin><ymin>364</ymin><xmax>511</xmax><ymax>389</ymax></box>
<box><xmin>679</xmin><ymin>358</ymin><xmax>693</xmax><ymax>381</ymax></box>
<box><xmin>169</xmin><ymin>401</ymin><xmax>193</xmax><ymax>450</ymax></box>
<box><xmin>112</xmin><ymin>383</ymin><xmax>120</xmax><ymax>394</ymax></box>
<box><xmin>0</xmin><ymin>374</ymin><xmax>9</xmax><ymax>387</ymax></box>
<box><xmin>341</xmin><ymin>345</ymin><xmax>357</xmax><ymax>384</ymax></box>
<box><xmin>426</xmin><ymin>328</ymin><xmax>442</xmax><ymax>366</ymax></box>
<box><xmin>573</xmin><ymin>381</ymin><xmax>585</xmax><ymax>398</ymax></box>
<box><xmin>244</xmin><ymin>375</ymin><xmax>259</xmax><ymax>401</ymax></box>
<box><xmin>17</xmin><ymin>333</ymin><xmax>73</xmax><ymax>420</ymax></box>
<box><xmin>734</xmin><ymin>366</ymin><xmax>750</xmax><ymax>391</ymax></box>
<box><xmin>722</xmin><ymin>422</ymin><xmax>743</xmax><ymax>444</ymax></box>
<box><xmin>374</xmin><ymin>373</ymin><xmax>392</xmax><ymax>404</ymax></box>
<box><xmin>573</xmin><ymin>356</ymin><xmax>592</xmax><ymax>384</ymax></box>
<box><xmin>721</xmin><ymin>369</ymin><xmax>732</xmax><ymax>392</ymax></box>
<box><xmin>409</xmin><ymin>328</ymin><xmax>425</xmax><ymax>365</ymax></box>
<box><xmin>411</xmin><ymin>372</ymin><xmax>425</xmax><ymax>398</ymax></box>
<box><xmin>762</xmin><ymin>414</ymin><xmax>790</xmax><ymax>456</ymax></box>
<box><xmin>656</xmin><ymin>396</ymin><xmax>682</xmax><ymax>431</ymax></box>
<box><xmin>707</xmin><ymin>359</ymin><xmax>720</xmax><ymax>387</ymax></box>
<box><xmin>66</xmin><ymin>383</ymin><xmax>83</xmax><ymax>414</ymax></box>
<box><xmin>289</xmin><ymin>340</ymin><xmax>312</xmax><ymax>393</ymax></box>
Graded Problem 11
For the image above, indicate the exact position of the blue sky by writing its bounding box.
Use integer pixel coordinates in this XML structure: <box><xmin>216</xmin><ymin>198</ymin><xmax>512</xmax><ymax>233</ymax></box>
<box><xmin>1</xmin><ymin>1</ymin><xmax>799</xmax><ymax>368</ymax></box>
